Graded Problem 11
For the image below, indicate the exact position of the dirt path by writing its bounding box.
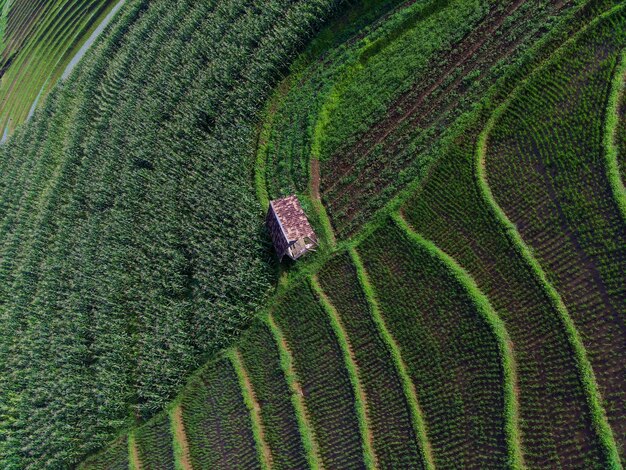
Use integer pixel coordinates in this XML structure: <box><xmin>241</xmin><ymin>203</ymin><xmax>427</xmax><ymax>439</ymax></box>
<box><xmin>60</xmin><ymin>0</ymin><xmax>126</xmax><ymax>80</ymax></box>
<box><xmin>172</xmin><ymin>405</ymin><xmax>193</xmax><ymax>470</ymax></box>
<box><xmin>232</xmin><ymin>349</ymin><xmax>273</xmax><ymax>469</ymax></box>
<box><xmin>310</xmin><ymin>157</ymin><xmax>320</xmax><ymax>201</ymax></box>
<box><xmin>130</xmin><ymin>434</ymin><xmax>143</xmax><ymax>470</ymax></box>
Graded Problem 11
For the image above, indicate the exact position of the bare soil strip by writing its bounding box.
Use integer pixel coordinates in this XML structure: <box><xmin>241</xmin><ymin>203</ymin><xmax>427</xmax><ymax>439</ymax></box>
<box><xmin>129</xmin><ymin>433</ymin><xmax>143</xmax><ymax>470</ymax></box>
<box><xmin>172</xmin><ymin>405</ymin><xmax>193</xmax><ymax>470</ymax></box>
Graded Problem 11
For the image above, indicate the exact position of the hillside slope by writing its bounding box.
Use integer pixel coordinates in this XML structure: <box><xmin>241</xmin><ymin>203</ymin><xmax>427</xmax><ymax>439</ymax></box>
<box><xmin>81</xmin><ymin>0</ymin><xmax>625</xmax><ymax>468</ymax></box>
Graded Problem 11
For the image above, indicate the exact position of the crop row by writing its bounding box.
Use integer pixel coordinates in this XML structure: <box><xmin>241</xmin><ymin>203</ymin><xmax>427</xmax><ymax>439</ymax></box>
<box><xmin>401</xmin><ymin>110</ymin><xmax>609</xmax><ymax>468</ymax></box>
<box><xmin>180</xmin><ymin>359</ymin><xmax>260</xmax><ymax>469</ymax></box>
<box><xmin>484</xmin><ymin>7</ymin><xmax>626</xmax><ymax>453</ymax></box>
<box><xmin>357</xmin><ymin>221</ymin><xmax>509</xmax><ymax>468</ymax></box>
<box><xmin>271</xmin><ymin>281</ymin><xmax>365</xmax><ymax>468</ymax></box>
<box><xmin>237</xmin><ymin>321</ymin><xmax>309</xmax><ymax>469</ymax></box>
<box><xmin>134</xmin><ymin>412</ymin><xmax>176</xmax><ymax>469</ymax></box>
<box><xmin>316</xmin><ymin>252</ymin><xmax>426</xmax><ymax>468</ymax></box>
<box><xmin>0</xmin><ymin>0</ymin><xmax>118</xmax><ymax>130</ymax></box>
<box><xmin>615</xmin><ymin>53</ymin><xmax>626</xmax><ymax>201</ymax></box>
<box><xmin>258</xmin><ymin>0</ymin><xmax>406</xmax><ymax>199</ymax></box>
<box><xmin>322</xmin><ymin>0</ymin><xmax>604</xmax><ymax>238</ymax></box>
<box><xmin>262</xmin><ymin>0</ymin><xmax>581</xmax><ymax>239</ymax></box>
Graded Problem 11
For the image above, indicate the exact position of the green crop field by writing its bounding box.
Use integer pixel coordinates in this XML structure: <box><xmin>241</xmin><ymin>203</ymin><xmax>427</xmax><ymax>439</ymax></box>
<box><xmin>0</xmin><ymin>0</ymin><xmax>121</xmax><ymax>135</ymax></box>
<box><xmin>1</xmin><ymin>0</ymin><xmax>625</xmax><ymax>468</ymax></box>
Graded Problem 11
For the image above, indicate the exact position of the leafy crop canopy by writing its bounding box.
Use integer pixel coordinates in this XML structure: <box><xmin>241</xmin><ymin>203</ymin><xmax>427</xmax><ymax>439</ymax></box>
<box><xmin>0</xmin><ymin>0</ymin><xmax>341</xmax><ymax>466</ymax></box>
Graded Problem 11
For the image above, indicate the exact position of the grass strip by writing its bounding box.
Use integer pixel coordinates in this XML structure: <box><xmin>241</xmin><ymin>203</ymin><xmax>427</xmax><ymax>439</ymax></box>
<box><xmin>348</xmin><ymin>246</ymin><xmax>435</xmax><ymax>470</ymax></box>
<box><xmin>392</xmin><ymin>212</ymin><xmax>525</xmax><ymax>469</ymax></box>
<box><xmin>604</xmin><ymin>48</ymin><xmax>626</xmax><ymax>221</ymax></box>
<box><xmin>310</xmin><ymin>275</ymin><xmax>377</xmax><ymax>469</ymax></box>
<box><xmin>230</xmin><ymin>349</ymin><xmax>273</xmax><ymax>470</ymax></box>
<box><xmin>128</xmin><ymin>431</ymin><xmax>142</xmax><ymax>470</ymax></box>
<box><xmin>265</xmin><ymin>313</ymin><xmax>322</xmax><ymax>470</ymax></box>
<box><xmin>477</xmin><ymin>89</ymin><xmax>622</xmax><ymax>469</ymax></box>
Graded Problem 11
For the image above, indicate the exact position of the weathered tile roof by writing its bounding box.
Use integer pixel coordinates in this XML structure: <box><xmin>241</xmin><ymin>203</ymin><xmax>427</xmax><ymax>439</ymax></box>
<box><xmin>269</xmin><ymin>195</ymin><xmax>316</xmax><ymax>242</ymax></box>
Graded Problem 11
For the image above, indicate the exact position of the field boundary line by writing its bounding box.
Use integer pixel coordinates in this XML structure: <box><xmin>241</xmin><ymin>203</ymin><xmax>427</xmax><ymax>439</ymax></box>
<box><xmin>265</xmin><ymin>313</ymin><xmax>323</xmax><ymax>470</ymax></box>
<box><xmin>310</xmin><ymin>275</ymin><xmax>378</xmax><ymax>469</ymax></box>
<box><xmin>170</xmin><ymin>404</ymin><xmax>193</xmax><ymax>470</ymax></box>
<box><xmin>128</xmin><ymin>431</ymin><xmax>142</xmax><ymax>470</ymax></box>
<box><xmin>230</xmin><ymin>349</ymin><xmax>273</xmax><ymax>470</ymax></box>
<box><xmin>349</xmin><ymin>246</ymin><xmax>436</xmax><ymax>470</ymax></box>
<box><xmin>604</xmin><ymin>48</ymin><xmax>626</xmax><ymax>222</ymax></box>
<box><xmin>392</xmin><ymin>212</ymin><xmax>525</xmax><ymax>469</ymax></box>
<box><xmin>477</xmin><ymin>74</ymin><xmax>622</xmax><ymax>467</ymax></box>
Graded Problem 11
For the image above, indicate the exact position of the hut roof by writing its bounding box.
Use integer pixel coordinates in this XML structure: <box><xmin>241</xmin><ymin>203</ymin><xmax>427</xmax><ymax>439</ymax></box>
<box><xmin>269</xmin><ymin>195</ymin><xmax>316</xmax><ymax>242</ymax></box>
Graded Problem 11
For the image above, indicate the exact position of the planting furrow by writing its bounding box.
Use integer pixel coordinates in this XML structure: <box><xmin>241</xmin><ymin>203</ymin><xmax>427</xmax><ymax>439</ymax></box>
<box><xmin>311</xmin><ymin>275</ymin><xmax>378</xmax><ymax>469</ymax></box>
<box><xmin>231</xmin><ymin>349</ymin><xmax>273</xmax><ymax>470</ymax></box>
<box><xmin>483</xmin><ymin>8</ymin><xmax>626</xmax><ymax>455</ymax></box>
<box><xmin>271</xmin><ymin>283</ymin><xmax>365</xmax><ymax>469</ymax></box>
<box><xmin>240</xmin><ymin>320</ymin><xmax>311</xmax><ymax>469</ymax></box>
<box><xmin>357</xmin><ymin>221</ymin><xmax>510</xmax><ymax>468</ymax></box>
<box><xmin>180</xmin><ymin>359</ymin><xmax>260</xmax><ymax>469</ymax></box>
<box><xmin>323</xmin><ymin>0</ymin><xmax>529</xmax><ymax>192</ymax></box>
<box><xmin>318</xmin><ymin>251</ymin><xmax>432</xmax><ymax>469</ymax></box>
<box><xmin>321</xmin><ymin>0</ymin><xmax>574</xmax><ymax>237</ymax></box>
<box><xmin>393</xmin><ymin>212</ymin><xmax>524</xmax><ymax>468</ymax></box>
<box><xmin>402</xmin><ymin>110</ymin><xmax>611</xmax><ymax>466</ymax></box>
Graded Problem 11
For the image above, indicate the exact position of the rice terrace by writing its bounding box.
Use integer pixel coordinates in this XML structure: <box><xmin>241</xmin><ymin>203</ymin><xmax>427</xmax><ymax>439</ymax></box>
<box><xmin>0</xmin><ymin>0</ymin><xmax>624</xmax><ymax>468</ymax></box>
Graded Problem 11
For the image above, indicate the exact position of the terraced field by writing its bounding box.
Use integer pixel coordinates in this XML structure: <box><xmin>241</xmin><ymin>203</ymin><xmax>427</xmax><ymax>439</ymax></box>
<box><xmin>0</xmin><ymin>0</ymin><xmax>120</xmax><ymax>134</ymax></box>
<box><xmin>2</xmin><ymin>0</ymin><xmax>626</xmax><ymax>468</ymax></box>
<box><xmin>484</xmin><ymin>13</ymin><xmax>626</xmax><ymax>452</ymax></box>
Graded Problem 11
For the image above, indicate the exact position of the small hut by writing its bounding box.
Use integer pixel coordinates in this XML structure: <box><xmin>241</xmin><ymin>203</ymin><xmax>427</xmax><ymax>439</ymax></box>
<box><xmin>266</xmin><ymin>195</ymin><xmax>318</xmax><ymax>261</ymax></box>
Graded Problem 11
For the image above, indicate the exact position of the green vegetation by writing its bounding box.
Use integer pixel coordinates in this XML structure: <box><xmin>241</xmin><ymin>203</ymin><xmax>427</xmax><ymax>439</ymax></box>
<box><xmin>310</xmin><ymin>275</ymin><xmax>377</xmax><ymax>469</ymax></box>
<box><xmin>134</xmin><ymin>413</ymin><xmax>176</xmax><ymax>469</ymax></box>
<box><xmin>272</xmin><ymin>282</ymin><xmax>365</xmax><ymax>468</ymax></box>
<box><xmin>358</xmin><ymin>221</ymin><xmax>510</xmax><ymax>468</ymax></box>
<box><xmin>617</xmin><ymin>50</ymin><xmax>626</xmax><ymax>189</ymax></box>
<box><xmin>483</xmin><ymin>8</ymin><xmax>626</xmax><ymax>456</ymax></box>
<box><xmin>3</xmin><ymin>0</ymin><xmax>626</xmax><ymax>467</ymax></box>
<box><xmin>317</xmin><ymin>253</ymin><xmax>427</xmax><ymax>469</ymax></box>
<box><xmin>0</xmin><ymin>0</ymin><xmax>345</xmax><ymax>466</ymax></box>
<box><xmin>78</xmin><ymin>436</ymin><xmax>129</xmax><ymax>470</ymax></box>
<box><xmin>0</xmin><ymin>0</ymin><xmax>120</xmax><ymax>133</ymax></box>
<box><xmin>263</xmin><ymin>0</ymin><xmax>578</xmax><ymax>238</ymax></box>
<box><xmin>230</xmin><ymin>349</ymin><xmax>273</xmax><ymax>470</ymax></box>
<box><xmin>392</xmin><ymin>213</ymin><xmax>524</xmax><ymax>468</ymax></box>
<box><xmin>606</xmin><ymin>50</ymin><xmax>626</xmax><ymax>215</ymax></box>
<box><xmin>181</xmin><ymin>359</ymin><xmax>260</xmax><ymax>469</ymax></box>
<box><xmin>238</xmin><ymin>322</ymin><xmax>310</xmax><ymax>469</ymax></box>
